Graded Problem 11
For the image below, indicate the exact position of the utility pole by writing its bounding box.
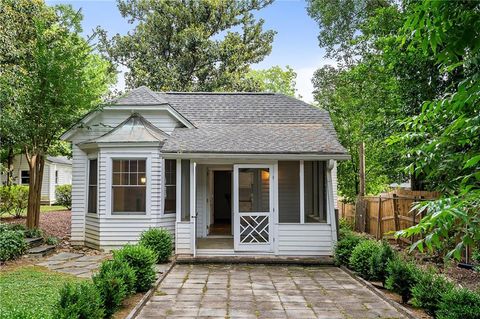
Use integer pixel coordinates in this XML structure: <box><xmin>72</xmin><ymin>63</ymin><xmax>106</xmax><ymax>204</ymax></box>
<box><xmin>356</xmin><ymin>141</ymin><xmax>366</xmax><ymax>232</ymax></box>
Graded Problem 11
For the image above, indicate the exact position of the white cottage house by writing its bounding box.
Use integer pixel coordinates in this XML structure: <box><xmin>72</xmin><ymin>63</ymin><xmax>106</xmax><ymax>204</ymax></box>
<box><xmin>1</xmin><ymin>155</ymin><xmax>72</xmax><ymax>204</ymax></box>
<box><xmin>61</xmin><ymin>87</ymin><xmax>348</xmax><ymax>257</ymax></box>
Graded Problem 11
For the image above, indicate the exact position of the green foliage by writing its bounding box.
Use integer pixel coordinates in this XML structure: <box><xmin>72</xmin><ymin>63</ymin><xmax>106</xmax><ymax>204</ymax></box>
<box><xmin>245</xmin><ymin>66</ymin><xmax>298</xmax><ymax>97</ymax></box>
<box><xmin>113</xmin><ymin>244</ymin><xmax>157</xmax><ymax>292</ymax></box>
<box><xmin>370</xmin><ymin>241</ymin><xmax>396</xmax><ymax>285</ymax></box>
<box><xmin>55</xmin><ymin>185</ymin><xmax>72</xmax><ymax>210</ymax></box>
<box><xmin>338</xmin><ymin>217</ymin><xmax>354</xmax><ymax>234</ymax></box>
<box><xmin>54</xmin><ymin>281</ymin><xmax>104</xmax><ymax>319</ymax></box>
<box><xmin>411</xmin><ymin>268</ymin><xmax>454</xmax><ymax>316</ymax></box>
<box><xmin>385</xmin><ymin>257</ymin><xmax>420</xmax><ymax>303</ymax></box>
<box><xmin>348</xmin><ymin>239</ymin><xmax>382</xmax><ymax>280</ymax></box>
<box><xmin>93</xmin><ymin>259</ymin><xmax>136</xmax><ymax>318</ymax></box>
<box><xmin>139</xmin><ymin>228</ymin><xmax>173</xmax><ymax>264</ymax></box>
<box><xmin>437</xmin><ymin>288</ymin><xmax>480</xmax><ymax>319</ymax></box>
<box><xmin>0</xmin><ymin>230</ymin><xmax>28</xmax><ymax>261</ymax></box>
<box><xmin>334</xmin><ymin>231</ymin><xmax>365</xmax><ymax>265</ymax></box>
<box><xmin>97</xmin><ymin>0</ymin><xmax>275</xmax><ymax>92</ymax></box>
<box><xmin>0</xmin><ymin>266</ymin><xmax>83</xmax><ymax>319</ymax></box>
<box><xmin>24</xmin><ymin>227</ymin><xmax>43</xmax><ymax>238</ymax></box>
<box><xmin>0</xmin><ymin>185</ymin><xmax>29</xmax><ymax>217</ymax></box>
<box><xmin>45</xmin><ymin>236</ymin><xmax>59</xmax><ymax>246</ymax></box>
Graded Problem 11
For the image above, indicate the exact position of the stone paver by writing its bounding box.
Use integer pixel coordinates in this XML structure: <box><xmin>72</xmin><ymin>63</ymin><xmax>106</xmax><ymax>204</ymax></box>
<box><xmin>36</xmin><ymin>252</ymin><xmax>109</xmax><ymax>278</ymax></box>
<box><xmin>137</xmin><ymin>264</ymin><xmax>406</xmax><ymax>319</ymax></box>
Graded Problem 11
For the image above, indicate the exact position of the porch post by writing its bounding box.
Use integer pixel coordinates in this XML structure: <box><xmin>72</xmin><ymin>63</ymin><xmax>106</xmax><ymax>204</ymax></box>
<box><xmin>190</xmin><ymin>161</ymin><xmax>197</xmax><ymax>256</ymax></box>
<box><xmin>299</xmin><ymin>160</ymin><xmax>305</xmax><ymax>224</ymax></box>
<box><xmin>175</xmin><ymin>159</ymin><xmax>181</xmax><ymax>223</ymax></box>
<box><xmin>326</xmin><ymin>160</ymin><xmax>338</xmax><ymax>244</ymax></box>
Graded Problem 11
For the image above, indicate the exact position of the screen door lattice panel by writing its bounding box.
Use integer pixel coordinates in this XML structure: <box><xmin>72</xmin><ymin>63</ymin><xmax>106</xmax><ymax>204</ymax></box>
<box><xmin>239</xmin><ymin>215</ymin><xmax>269</xmax><ymax>244</ymax></box>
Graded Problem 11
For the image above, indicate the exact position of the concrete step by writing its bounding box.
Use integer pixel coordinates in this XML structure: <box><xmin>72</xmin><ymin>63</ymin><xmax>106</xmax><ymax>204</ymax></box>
<box><xmin>26</xmin><ymin>237</ymin><xmax>44</xmax><ymax>249</ymax></box>
<box><xmin>27</xmin><ymin>245</ymin><xmax>56</xmax><ymax>258</ymax></box>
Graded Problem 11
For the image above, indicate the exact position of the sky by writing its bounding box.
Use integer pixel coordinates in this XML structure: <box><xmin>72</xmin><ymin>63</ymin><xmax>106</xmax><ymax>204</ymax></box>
<box><xmin>46</xmin><ymin>0</ymin><xmax>332</xmax><ymax>102</ymax></box>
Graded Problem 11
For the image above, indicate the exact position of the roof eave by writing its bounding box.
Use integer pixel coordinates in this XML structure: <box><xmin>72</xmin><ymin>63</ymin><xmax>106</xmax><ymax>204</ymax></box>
<box><xmin>160</xmin><ymin>152</ymin><xmax>350</xmax><ymax>161</ymax></box>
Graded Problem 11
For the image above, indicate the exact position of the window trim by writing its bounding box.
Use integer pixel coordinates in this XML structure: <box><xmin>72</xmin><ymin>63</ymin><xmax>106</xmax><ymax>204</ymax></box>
<box><xmin>106</xmin><ymin>154</ymin><xmax>151</xmax><ymax>218</ymax></box>
<box><xmin>163</xmin><ymin>158</ymin><xmax>177</xmax><ymax>215</ymax></box>
<box><xmin>87</xmin><ymin>159</ymin><xmax>98</xmax><ymax>215</ymax></box>
<box><xmin>20</xmin><ymin>170</ymin><xmax>30</xmax><ymax>185</ymax></box>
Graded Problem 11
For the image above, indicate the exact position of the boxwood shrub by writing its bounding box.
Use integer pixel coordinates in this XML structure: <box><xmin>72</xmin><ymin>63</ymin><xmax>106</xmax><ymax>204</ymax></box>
<box><xmin>139</xmin><ymin>228</ymin><xmax>173</xmax><ymax>263</ymax></box>
<box><xmin>54</xmin><ymin>281</ymin><xmax>104</xmax><ymax>319</ymax></box>
<box><xmin>385</xmin><ymin>257</ymin><xmax>420</xmax><ymax>303</ymax></box>
<box><xmin>437</xmin><ymin>288</ymin><xmax>480</xmax><ymax>319</ymax></box>
<box><xmin>113</xmin><ymin>244</ymin><xmax>156</xmax><ymax>292</ymax></box>
<box><xmin>411</xmin><ymin>268</ymin><xmax>454</xmax><ymax>316</ymax></box>
<box><xmin>0</xmin><ymin>230</ymin><xmax>28</xmax><ymax>261</ymax></box>
<box><xmin>370</xmin><ymin>241</ymin><xmax>396</xmax><ymax>285</ymax></box>
<box><xmin>334</xmin><ymin>231</ymin><xmax>365</xmax><ymax>266</ymax></box>
<box><xmin>349</xmin><ymin>239</ymin><xmax>382</xmax><ymax>280</ymax></box>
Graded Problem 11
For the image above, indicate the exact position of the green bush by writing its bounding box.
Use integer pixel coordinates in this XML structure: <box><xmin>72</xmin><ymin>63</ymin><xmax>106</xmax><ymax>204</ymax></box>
<box><xmin>437</xmin><ymin>288</ymin><xmax>480</xmax><ymax>319</ymax></box>
<box><xmin>45</xmin><ymin>236</ymin><xmax>59</xmax><ymax>245</ymax></box>
<box><xmin>349</xmin><ymin>239</ymin><xmax>382</xmax><ymax>280</ymax></box>
<box><xmin>24</xmin><ymin>227</ymin><xmax>43</xmax><ymax>238</ymax></box>
<box><xmin>0</xmin><ymin>185</ymin><xmax>29</xmax><ymax>217</ymax></box>
<box><xmin>473</xmin><ymin>248</ymin><xmax>480</xmax><ymax>272</ymax></box>
<box><xmin>139</xmin><ymin>228</ymin><xmax>173</xmax><ymax>263</ymax></box>
<box><xmin>334</xmin><ymin>231</ymin><xmax>365</xmax><ymax>266</ymax></box>
<box><xmin>93</xmin><ymin>259</ymin><xmax>136</xmax><ymax>318</ymax></box>
<box><xmin>411</xmin><ymin>268</ymin><xmax>454</xmax><ymax>316</ymax></box>
<box><xmin>370</xmin><ymin>241</ymin><xmax>396</xmax><ymax>285</ymax></box>
<box><xmin>0</xmin><ymin>230</ymin><xmax>28</xmax><ymax>261</ymax></box>
<box><xmin>113</xmin><ymin>244</ymin><xmax>156</xmax><ymax>292</ymax></box>
<box><xmin>53</xmin><ymin>281</ymin><xmax>105</xmax><ymax>319</ymax></box>
<box><xmin>385</xmin><ymin>257</ymin><xmax>420</xmax><ymax>303</ymax></box>
<box><xmin>55</xmin><ymin>184</ymin><xmax>72</xmax><ymax>210</ymax></box>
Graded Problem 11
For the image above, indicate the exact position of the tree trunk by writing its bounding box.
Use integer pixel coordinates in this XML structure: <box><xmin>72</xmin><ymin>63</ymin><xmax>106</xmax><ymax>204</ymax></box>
<box><xmin>5</xmin><ymin>147</ymin><xmax>14</xmax><ymax>186</ymax></box>
<box><xmin>26</xmin><ymin>153</ymin><xmax>45</xmax><ymax>229</ymax></box>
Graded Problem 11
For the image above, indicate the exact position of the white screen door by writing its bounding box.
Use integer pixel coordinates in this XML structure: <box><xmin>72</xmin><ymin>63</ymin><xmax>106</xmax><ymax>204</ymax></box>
<box><xmin>234</xmin><ymin>164</ymin><xmax>273</xmax><ymax>252</ymax></box>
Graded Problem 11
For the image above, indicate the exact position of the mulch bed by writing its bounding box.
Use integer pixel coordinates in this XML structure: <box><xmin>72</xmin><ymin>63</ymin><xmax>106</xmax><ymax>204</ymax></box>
<box><xmin>1</xmin><ymin>211</ymin><xmax>71</xmax><ymax>243</ymax></box>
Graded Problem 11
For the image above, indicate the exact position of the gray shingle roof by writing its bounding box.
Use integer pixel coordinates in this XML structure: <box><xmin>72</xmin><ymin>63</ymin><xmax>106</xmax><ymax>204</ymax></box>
<box><xmin>112</xmin><ymin>86</ymin><xmax>168</xmax><ymax>105</ymax></box>
<box><xmin>46</xmin><ymin>156</ymin><xmax>72</xmax><ymax>165</ymax></box>
<box><xmin>161</xmin><ymin>124</ymin><xmax>347</xmax><ymax>154</ymax></box>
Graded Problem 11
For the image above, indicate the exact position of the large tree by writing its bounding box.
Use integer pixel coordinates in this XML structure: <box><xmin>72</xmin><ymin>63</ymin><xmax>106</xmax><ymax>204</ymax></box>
<box><xmin>97</xmin><ymin>0</ymin><xmax>276</xmax><ymax>92</ymax></box>
<box><xmin>246</xmin><ymin>65</ymin><xmax>298</xmax><ymax>97</ymax></box>
<box><xmin>0</xmin><ymin>0</ymin><xmax>114</xmax><ymax>228</ymax></box>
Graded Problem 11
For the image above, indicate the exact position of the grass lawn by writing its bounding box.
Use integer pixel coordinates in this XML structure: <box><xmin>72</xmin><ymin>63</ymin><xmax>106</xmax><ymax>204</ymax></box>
<box><xmin>40</xmin><ymin>205</ymin><xmax>68</xmax><ymax>213</ymax></box>
<box><xmin>0</xmin><ymin>266</ymin><xmax>84</xmax><ymax>318</ymax></box>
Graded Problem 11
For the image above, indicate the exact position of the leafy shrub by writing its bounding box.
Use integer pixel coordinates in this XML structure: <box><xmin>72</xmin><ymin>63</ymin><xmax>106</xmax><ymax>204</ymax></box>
<box><xmin>139</xmin><ymin>228</ymin><xmax>173</xmax><ymax>263</ymax></box>
<box><xmin>0</xmin><ymin>223</ymin><xmax>26</xmax><ymax>233</ymax></box>
<box><xmin>385</xmin><ymin>257</ymin><xmax>420</xmax><ymax>303</ymax></box>
<box><xmin>93</xmin><ymin>259</ymin><xmax>137</xmax><ymax>318</ymax></box>
<box><xmin>334</xmin><ymin>231</ymin><xmax>365</xmax><ymax>266</ymax></box>
<box><xmin>24</xmin><ymin>228</ymin><xmax>43</xmax><ymax>238</ymax></box>
<box><xmin>370</xmin><ymin>241</ymin><xmax>396</xmax><ymax>285</ymax></box>
<box><xmin>113</xmin><ymin>244</ymin><xmax>156</xmax><ymax>292</ymax></box>
<box><xmin>473</xmin><ymin>248</ymin><xmax>480</xmax><ymax>272</ymax></box>
<box><xmin>45</xmin><ymin>236</ymin><xmax>59</xmax><ymax>245</ymax></box>
<box><xmin>411</xmin><ymin>268</ymin><xmax>454</xmax><ymax>316</ymax></box>
<box><xmin>0</xmin><ymin>185</ymin><xmax>29</xmax><ymax>217</ymax></box>
<box><xmin>0</xmin><ymin>230</ymin><xmax>28</xmax><ymax>261</ymax></box>
<box><xmin>54</xmin><ymin>281</ymin><xmax>104</xmax><ymax>319</ymax></box>
<box><xmin>437</xmin><ymin>288</ymin><xmax>480</xmax><ymax>319</ymax></box>
<box><xmin>349</xmin><ymin>239</ymin><xmax>382</xmax><ymax>280</ymax></box>
<box><xmin>55</xmin><ymin>184</ymin><xmax>72</xmax><ymax>210</ymax></box>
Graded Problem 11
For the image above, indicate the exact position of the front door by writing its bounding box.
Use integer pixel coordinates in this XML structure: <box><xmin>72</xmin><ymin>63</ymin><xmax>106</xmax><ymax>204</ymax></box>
<box><xmin>233</xmin><ymin>164</ymin><xmax>273</xmax><ymax>252</ymax></box>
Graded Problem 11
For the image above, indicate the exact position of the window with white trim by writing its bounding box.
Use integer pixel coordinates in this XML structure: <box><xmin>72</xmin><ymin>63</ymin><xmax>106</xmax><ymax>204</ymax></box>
<box><xmin>164</xmin><ymin>159</ymin><xmax>176</xmax><ymax>214</ymax></box>
<box><xmin>88</xmin><ymin>159</ymin><xmax>97</xmax><ymax>214</ymax></box>
<box><xmin>21</xmin><ymin>170</ymin><xmax>30</xmax><ymax>185</ymax></box>
<box><xmin>112</xmin><ymin>159</ymin><xmax>146</xmax><ymax>214</ymax></box>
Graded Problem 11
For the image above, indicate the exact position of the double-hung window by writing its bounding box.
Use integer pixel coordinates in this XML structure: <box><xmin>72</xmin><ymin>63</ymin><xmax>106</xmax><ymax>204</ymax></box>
<box><xmin>164</xmin><ymin>159</ymin><xmax>176</xmax><ymax>214</ymax></box>
<box><xmin>21</xmin><ymin>170</ymin><xmax>30</xmax><ymax>185</ymax></box>
<box><xmin>88</xmin><ymin>159</ymin><xmax>98</xmax><ymax>214</ymax></box>
<box><xmin>112</xmin><ymin>159</ymin><xmax>146</xmax><ymax>214</ymax></box>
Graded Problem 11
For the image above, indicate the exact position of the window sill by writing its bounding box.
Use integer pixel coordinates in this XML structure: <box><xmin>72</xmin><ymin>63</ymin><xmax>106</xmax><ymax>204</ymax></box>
<box><xmin>106</xmin><ymin>214</ymin><xmax>151</xmax><ymax>220</ymax></box>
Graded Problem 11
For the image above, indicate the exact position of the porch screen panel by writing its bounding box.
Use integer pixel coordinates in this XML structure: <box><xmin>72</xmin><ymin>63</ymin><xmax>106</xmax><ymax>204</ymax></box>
<box><xmin>180</xmin><ymin>159</ymin><xmax>190</xmax><ymax>221</ymax></box>
<box><xmin>278</xmin><ymin>161</ymin><xmax>300</xmax><ymax>223</ymax></box>
<box><xmin>238</xmin><ymin>168</ymin><xmax>269</xmax><ymax>212</ymax></box>
<box><xmin>304</xmin><ymin>161</ymin><xmax>327</xmax><ymax>223</ymax></box>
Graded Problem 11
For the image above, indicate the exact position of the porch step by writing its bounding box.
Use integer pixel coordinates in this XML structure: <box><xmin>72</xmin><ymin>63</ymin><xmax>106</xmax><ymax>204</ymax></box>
<box><xmin>27</xmin><ymin>245</ymin><xmax>56</xmax><ymax>258</ymax></box>
<box><xmin>26</xmin><ymin>237</ymin><xmax>44</xmax><ymax>249</ymax></box>
<box><xmin>176</xmin><ymin>255</ymin><xmax>334</xmax><ymax>265</ymax></box>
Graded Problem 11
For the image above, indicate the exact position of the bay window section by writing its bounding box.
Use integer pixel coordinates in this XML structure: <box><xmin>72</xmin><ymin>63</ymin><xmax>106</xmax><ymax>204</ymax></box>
<box><xmin>304</xmin><ymin>161</ymin><xmax>327</xmax><ymax>223</ymax></box>
<box><xmin>164</xmin><ymin>159</ymin><xmax>176</xmax><ymax>214</ymax></box>
<box><xmin>112</xmin><ymin>159</ymin><xmax>146</xmax><ymax>214</ymax></box>
<box><xmin>87</xmin><ymin>159</ymin><xmax>97</xmax><ymax>214</ymax></box>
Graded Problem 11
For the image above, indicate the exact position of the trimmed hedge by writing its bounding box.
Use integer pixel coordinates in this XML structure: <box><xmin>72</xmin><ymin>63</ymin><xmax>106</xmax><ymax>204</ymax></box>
<box><xmin>411</xmin><ymin>268</ymin><xmax>454</xmax><ymax>316</ymax></box>
<box><xmin>334</xmin><ymin>231</ymin><xmax>365</xmax><ymax>266</ymax></box>
<box><xmin>139</xmin><ymin>228</ymin><xmax>173</xmax><ymax>263</ymax></box>
<box><xmin>437</xmin><ymin>288</ymin><xmax>480</xmax><ymax>319</ymax></box>
<box><xmin>54</xmin><ymin>282</ymin><xmax>104</xmax><ymax>319</ymax></box>
<box><xmin>113</xmin><ymin>244</ymin><xmax>157</xmax><ymax>292</ymax></box>
<box><xmin>385</xmin><ymin>257</ymin><xmax>420</xmax><ymax>303</ymax></box>
<box><xmin>349</xmin><ymin>239</ymin><xmax>382</xmax><ymax>280</ymax></box>
<box><xmin>55</xmin><ymin>184</ymin><xmax>72</xmax><ymax>210</ymax></box>
<box><xmin>0</xmin><ymin>230</ymin><xmax>28</xmax><ymax>261</ymax></box>
<box><xmin>370</xmin><ymin>241</ymin><xmax>396</xmax><ymax>285</ymax></box>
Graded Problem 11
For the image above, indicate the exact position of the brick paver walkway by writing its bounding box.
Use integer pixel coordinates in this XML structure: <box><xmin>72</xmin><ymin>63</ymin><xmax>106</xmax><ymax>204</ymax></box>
<box><xmin>137</xmin><ymin>264</ymin><xmax>405</xmax><ymax>319</ymax></box>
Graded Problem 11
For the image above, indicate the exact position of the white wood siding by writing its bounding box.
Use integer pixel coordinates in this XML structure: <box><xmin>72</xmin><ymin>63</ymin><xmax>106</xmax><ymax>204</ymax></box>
<box><xmin>71</xmin><ymin>145</ymin><xmax>88</xmax><ymax>244</ymax></box>
<box><xmin>175</xmin><ymin>221</ymin><xmax>192</xmax><ymax>254</ymax></box>
<box><xmin>276</xmin><ymin>224</ymin><xmax>333</xmax><ymax>256</ymax></box>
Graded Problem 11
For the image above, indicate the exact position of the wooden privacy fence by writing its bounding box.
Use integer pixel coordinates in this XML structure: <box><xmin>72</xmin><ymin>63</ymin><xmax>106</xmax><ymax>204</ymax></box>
<box><xmin>338</xmin><ymin>190</ymin><xmax>440</xmax><ymax>243</ymax></box>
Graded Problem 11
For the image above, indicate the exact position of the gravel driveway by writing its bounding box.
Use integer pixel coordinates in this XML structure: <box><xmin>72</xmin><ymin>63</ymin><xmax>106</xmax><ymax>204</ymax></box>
<box><xmin>137</xmin><ymin>264</ymin><xmax>406</xmax><ymax>319</ymax></box>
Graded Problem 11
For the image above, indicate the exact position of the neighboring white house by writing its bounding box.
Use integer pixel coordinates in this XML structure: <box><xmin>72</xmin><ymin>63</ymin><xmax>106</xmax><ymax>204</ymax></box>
<box><xmin>61</xmin><ymin>87</ymin><xmax>349</xmax><ymax>256</ymax></box>
<box><xmin>2</xmin><ymin>155</ymin><xmax>72</xmax><ymax>204</ymax></box>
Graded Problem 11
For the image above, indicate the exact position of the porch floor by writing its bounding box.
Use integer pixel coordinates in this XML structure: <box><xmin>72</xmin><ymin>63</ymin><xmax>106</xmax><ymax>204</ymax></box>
<box><xmin>197</xmin><ymin>237</ymin><xmax>234</xmax><ymax>249</ymax></box>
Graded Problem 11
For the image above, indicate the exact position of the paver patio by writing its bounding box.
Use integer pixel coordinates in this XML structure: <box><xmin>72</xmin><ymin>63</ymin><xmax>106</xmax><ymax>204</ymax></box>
<box><xmin>36</xmin><ymin>252</ymin><xmax>108</xmax><ymax>278</ymax></box>
<box><xmin>137</xmin><ymin>264</ymin><xmax>406</xmax><ymax>319</ymax></box>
